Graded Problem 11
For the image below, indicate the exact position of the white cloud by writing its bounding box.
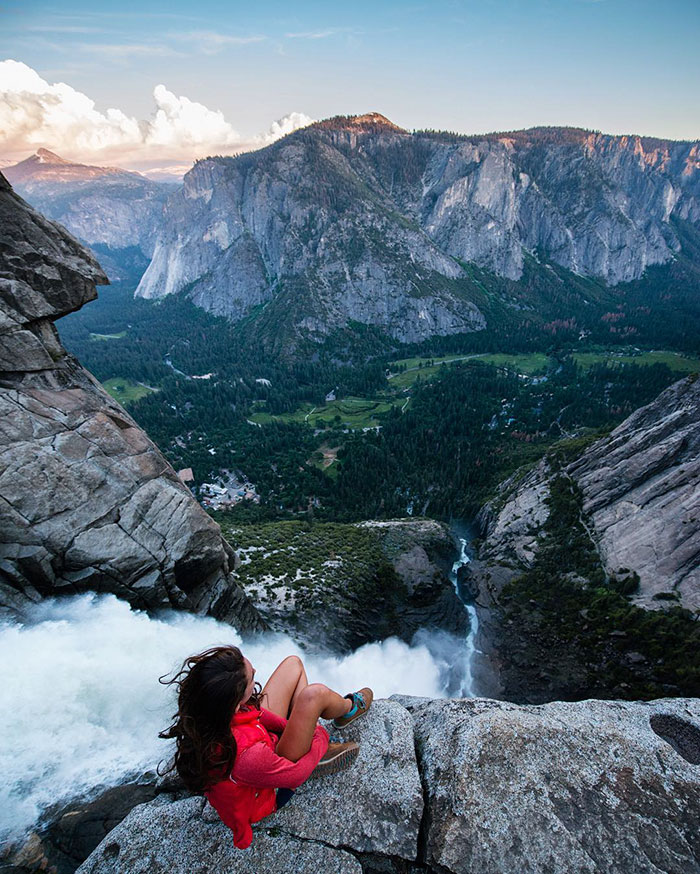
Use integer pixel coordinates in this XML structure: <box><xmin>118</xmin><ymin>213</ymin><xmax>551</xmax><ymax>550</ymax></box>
<box><xmin>0</xmin><ymin>59</ymin><xmax>314</xmax><ymax>173</ymax></box>
<box><xmin>169</xmin><ymin>31</ymin><xmax>267</xmax><ymax>55</ymax></box>
<box><xmin>285</xmin><ymin>29</ymin><xmax>340</xmax><ymax>39</ymax></box>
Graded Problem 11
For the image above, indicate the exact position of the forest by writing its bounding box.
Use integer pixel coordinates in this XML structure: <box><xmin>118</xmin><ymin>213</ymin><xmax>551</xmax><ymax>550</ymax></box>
<box><xmin>58</xmin><ymin>282</ymin><xmax>696</xmax><ymax>524</ymax></box>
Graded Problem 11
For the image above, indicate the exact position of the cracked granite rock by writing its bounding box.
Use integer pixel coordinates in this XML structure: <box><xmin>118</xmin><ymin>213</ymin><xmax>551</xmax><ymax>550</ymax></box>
<box><xmin>0</xmin><ymin>172</ymin><xmax>261</xmax><ymax>629</ymax></box>
<box><xmin>270</xmin><ymin>699</ymin><xmax>423</xmax><ymax>858</ymax></box>
<box><xmin>74</xmin><ymin>697</ymin><xmax>700</xmax><ymax>874</ymax></box>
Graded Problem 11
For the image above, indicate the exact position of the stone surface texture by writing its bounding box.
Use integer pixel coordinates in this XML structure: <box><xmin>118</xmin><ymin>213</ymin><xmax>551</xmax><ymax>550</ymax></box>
<box><xmin>73</xmin><ymin>697</ymin><xmax>700</xmax><ymax>874</ymax></box>
<box><xmin>76</xmin><ymin>796</ymin><xmax>362</xmax><ymax>874</ymax></box>
<box><xmin>0</xmin><ymin>173</ymin><xmax>261</xmax><ymax>628</ymax></box>
<box><xmin>403</xmin><ymin>695</ymin><xmax>700</xmax><ymax>874</ymax></box>
<box><xmin>271</xmin><ymin>700</ymin><xmax>423</xmax><ymax>857</ymax></box>
<box><xmin>136</xmin><ymin>118</ymin><xmax>700</xmax><ymax>343</ymax></box>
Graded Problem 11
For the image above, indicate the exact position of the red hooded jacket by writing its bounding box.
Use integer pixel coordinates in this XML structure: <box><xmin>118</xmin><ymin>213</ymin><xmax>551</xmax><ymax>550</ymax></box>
<box><xmin>205</xmin><ymin>707</ymin><xmax>329</xmax><ymax>849</ymax></box>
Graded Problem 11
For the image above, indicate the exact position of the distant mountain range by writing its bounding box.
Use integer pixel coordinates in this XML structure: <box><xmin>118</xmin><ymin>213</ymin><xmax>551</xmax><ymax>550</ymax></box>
<box><xmin>135</xmin><ymin>113</ymin><xmax>700</xmax><ymax>347</ymax></box>
<box><xmin>7</xmin><ymin>117</ymin><xmax>700</xmax><ymax>348</ymax></box>
<box><xmin>4</xmin><ymin>149</ymin><xmax>172</xmax><ymax>282</ymax></box>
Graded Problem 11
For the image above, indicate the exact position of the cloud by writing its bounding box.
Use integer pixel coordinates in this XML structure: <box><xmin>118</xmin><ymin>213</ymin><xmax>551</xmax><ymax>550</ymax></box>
<box><xmin>285</xmin><ymin>29</ymin><xmax>341</xmax><ymax>39</ymax></box>
<box><xmin>0</xmin><ymin>60</ymin><xmax>313</xmax><ymax>173</ymax></box>
<box><xmin>169</xmin><ymin>31</ymin><xmax>267</xmax><ymax>55</ymax></box>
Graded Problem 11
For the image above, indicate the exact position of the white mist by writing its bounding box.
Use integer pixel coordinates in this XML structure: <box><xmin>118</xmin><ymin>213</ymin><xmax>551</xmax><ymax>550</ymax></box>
<box><xmin>0</xmin><ymin>594</ymin><xmax>455</xmax><ymax>844</ymax></box>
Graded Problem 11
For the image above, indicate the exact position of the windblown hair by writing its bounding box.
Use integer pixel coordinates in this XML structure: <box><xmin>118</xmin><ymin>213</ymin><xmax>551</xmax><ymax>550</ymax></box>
<box><xmin>158</xmin><ymin>645</ymin><xmax>261</xmax><ymax>792</ymax></box>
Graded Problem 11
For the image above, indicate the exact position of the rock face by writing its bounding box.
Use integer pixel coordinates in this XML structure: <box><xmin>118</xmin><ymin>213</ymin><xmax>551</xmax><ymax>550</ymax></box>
<box><xmin>0</xmin><ymin>172</ymin><xmax>260</xmax><ymax>629</ymax></box>
<box><xmin>478</xmin><ymin>375</ymin><xmax>700</xmax><ymax>612</ymax></box>
<box><xmin>461</xmin><ymin>375</ymin><xmax>700</xmax><ymax>703</ymax></box>
<box><xmin>74</xmin><ymin>697</ymin><xmax>700</xmax><ymax>874</ymax></box>
<box><xmin>569</xmin><ymin>376</ymin><xmax>700</xmax><ymax>610</ymax></box>
<box><xmin>4</xmin><ymin>150</ymin><xmax>171</xmax><ymax>282</ymax></box>
<box><xmin>404</xmin><ymin>695</ymin><xmax>700</xmax><ymax>874</ymax></box>
<box><xmin>136</xmin><ymin>118</ymin><xmax>700</xmax><ymax>344</ymax></box>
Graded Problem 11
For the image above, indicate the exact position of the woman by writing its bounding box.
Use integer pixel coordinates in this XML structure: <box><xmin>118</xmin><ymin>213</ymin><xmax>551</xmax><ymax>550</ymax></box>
<box><xmin>159</xmin><ymin>646</ymin><xmax>372</xmax><ymax>849</ymax></box>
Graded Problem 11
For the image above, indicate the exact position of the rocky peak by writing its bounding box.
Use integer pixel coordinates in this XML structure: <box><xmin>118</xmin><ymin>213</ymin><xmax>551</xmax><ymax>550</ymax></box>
<box><xmin>4</xmin><ymin>150</ymin><xmax>143</xmax><ymax>189</ymax></box>
<box><xmin>309</xmin><ymin>111</ymin><xmax>407</xmax><ymax>134</ymax></box>
<box><xmin>4</xmin><ymin>154</ymin><xmax>170</xmax><ymax>283</ymax></box>
<box><xmin>35</xmin><ymin>147</ymin><xmax>70</xmax><ymax>164</ymax></box>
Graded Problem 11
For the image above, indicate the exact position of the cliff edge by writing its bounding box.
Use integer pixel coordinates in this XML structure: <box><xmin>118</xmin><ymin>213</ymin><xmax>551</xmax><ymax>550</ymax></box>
<box><xmin>0</xmin><ymin>172</ymin><xmax>261</xmax><ymax>629</ymax></box>
<box><xmin>68</xmin><ymin>696</ymin><xmax>700</xmax><ymax>874</ymax></box>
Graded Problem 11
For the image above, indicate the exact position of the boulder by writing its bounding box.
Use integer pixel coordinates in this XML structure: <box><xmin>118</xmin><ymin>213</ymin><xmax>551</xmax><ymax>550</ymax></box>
<box><xmin>270</xmin><ymin>699</ymin><xmax>423</xmax><ymax>857</ymax></box>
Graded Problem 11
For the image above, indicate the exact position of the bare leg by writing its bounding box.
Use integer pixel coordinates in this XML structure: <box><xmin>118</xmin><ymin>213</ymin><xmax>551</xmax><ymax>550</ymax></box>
<box><xmin>276</xmin><ymin>684</ymin><xmax>351</xmax><ymax>762</ymax></box>
<box><xmin>260</xmin><ymin>655</ymin><xmax>309</xmax><ymax>718</ymax></box>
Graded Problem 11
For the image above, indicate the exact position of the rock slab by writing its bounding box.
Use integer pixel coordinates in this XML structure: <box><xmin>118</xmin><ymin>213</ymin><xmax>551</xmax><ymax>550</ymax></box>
<box><xmin>76</xmin><ymin>697</ymin><xmax>700</xmax><ymax>874</ymax></box>
<box><xmin>76</xmin><ymin>796</ymin><xmax>362</xmax><ymax>874</ymax></box>
<box><xmin>403</xmin><ymin>695</ymin><xmax>700</xmax><ymax>874</ymax></box>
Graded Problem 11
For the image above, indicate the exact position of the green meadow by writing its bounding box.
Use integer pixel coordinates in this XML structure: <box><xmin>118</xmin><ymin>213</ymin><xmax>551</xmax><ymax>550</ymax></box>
<box><xmin>102</xmin><ymin>378</ymin><xmax>157</xmax><ymax>405</ymax></box>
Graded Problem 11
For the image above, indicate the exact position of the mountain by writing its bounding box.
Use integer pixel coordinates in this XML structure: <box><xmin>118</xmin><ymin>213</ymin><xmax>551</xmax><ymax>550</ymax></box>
<box><xmin>4</xmin><ymin>149</ymin><xmax>172</xmax><ymax>282</ymax></box>
<box><xmin>0</xmin><ymin>171</ymin><xmax>260</xmax><ymax>630</ymax></box>
<box><xmin>136</xmin><ymin>116</ymin><xmax>700</xmax><ymax>347</ymax></box>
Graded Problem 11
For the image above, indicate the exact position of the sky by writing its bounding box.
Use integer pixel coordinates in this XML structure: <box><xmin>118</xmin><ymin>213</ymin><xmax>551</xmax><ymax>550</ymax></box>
<box><xmin>1</xmin><ymin>0</ymin><xmax>699</xmax><ymax>176</ymax></box>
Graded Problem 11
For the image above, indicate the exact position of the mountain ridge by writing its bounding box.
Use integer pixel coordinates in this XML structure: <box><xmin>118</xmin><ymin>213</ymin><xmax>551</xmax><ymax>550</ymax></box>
<box><xmin>135</xmin><ymin>115</ymin><xmax>700</xmax><ymax>347</ymax></box>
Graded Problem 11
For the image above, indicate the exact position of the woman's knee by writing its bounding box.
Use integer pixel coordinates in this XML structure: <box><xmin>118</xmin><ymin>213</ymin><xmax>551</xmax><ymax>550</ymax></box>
<box><xmin>295</xmin><ymin>682</ymin><xmax>328</xmax><ymax>709</ymax></box>
<box><xmin>280</xmin><ymin>654</ymin><xmax>304</xmax><ymax>673</ymax></box>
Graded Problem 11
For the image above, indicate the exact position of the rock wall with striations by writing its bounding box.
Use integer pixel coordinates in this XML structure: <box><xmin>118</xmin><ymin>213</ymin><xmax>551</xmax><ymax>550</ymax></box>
<box><xmin>459</xmin><ymin>375</ymin><xmax>700</xmax><ymax>702</ymax></box>
<box><xmin>477</xmin><ymin>375</ymin><xmax>700</xmax><ymax>612</ymax></box>
<box><xmin>0</xmin><ymin>172</ymin><xmax>261</xmax><ymax>629</ymax></box>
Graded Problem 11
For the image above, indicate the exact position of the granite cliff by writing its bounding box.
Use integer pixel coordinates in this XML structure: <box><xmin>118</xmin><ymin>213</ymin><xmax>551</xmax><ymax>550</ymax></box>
<box><xmin>136</xmin><ymin>116</ymin><xmax>700</xmax><ymax>345</ymax></box>
<box><xmin>9</xmin><ymin>697</ymin><xmax>697</xmax><ymax>874</ymax></box>
<box><xmin>463</xmin><ymin>374</ymin><xmax>700</xmax><ymax>701</ymax></box>
<box><xmin>0</xmin><ymin>172</ymin><xmax>260</xmax><ymax>629</ymax></box>
<box><xmin>4</xmin><ymin>150</ymin><xmax>170</xmax><ymax>282</ymax></box>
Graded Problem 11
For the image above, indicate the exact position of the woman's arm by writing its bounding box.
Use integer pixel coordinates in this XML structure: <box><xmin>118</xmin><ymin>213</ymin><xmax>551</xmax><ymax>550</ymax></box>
<box><xmin>232</xmin><ymin>725</ymin><xmax>329</xmax><ymax>789</ymax></box>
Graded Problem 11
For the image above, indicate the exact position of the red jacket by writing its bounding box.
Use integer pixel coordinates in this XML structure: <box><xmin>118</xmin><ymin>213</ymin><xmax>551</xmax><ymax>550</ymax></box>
<box><xmin>205</xmin><ymin>707</ymin><xmax>329</xmax><ymax>849</ymax></box>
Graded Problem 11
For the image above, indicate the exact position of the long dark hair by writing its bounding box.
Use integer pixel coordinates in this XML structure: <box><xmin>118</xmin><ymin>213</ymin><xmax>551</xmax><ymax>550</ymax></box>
<box><xmin>158</xmin><ymin>645</ymin><xmax>262</xmax><ymax>791</ymax></box>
